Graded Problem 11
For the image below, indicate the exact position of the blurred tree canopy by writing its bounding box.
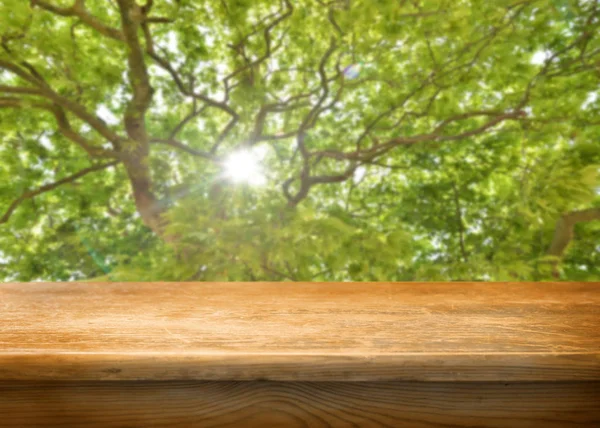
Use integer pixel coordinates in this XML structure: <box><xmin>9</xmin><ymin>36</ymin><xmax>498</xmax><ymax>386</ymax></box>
<box><xmin>1</xmin><ymin>0</ymin><xmax>599</xmax><ymax>282</ymax></box>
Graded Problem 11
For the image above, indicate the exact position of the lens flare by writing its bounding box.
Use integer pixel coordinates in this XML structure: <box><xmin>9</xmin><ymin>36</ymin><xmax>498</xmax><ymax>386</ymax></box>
<box><xmin>343</xmin><ymin>63</ymin><xmax>362</xmax><ymax>80</ymax></box>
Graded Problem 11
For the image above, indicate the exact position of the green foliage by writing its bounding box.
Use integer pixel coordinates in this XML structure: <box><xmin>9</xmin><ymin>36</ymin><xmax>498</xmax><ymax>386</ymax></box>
<box><xmin>1</xmin><ymin>0</ymin><xmax>599</xmax><ymax>281</ymax></box>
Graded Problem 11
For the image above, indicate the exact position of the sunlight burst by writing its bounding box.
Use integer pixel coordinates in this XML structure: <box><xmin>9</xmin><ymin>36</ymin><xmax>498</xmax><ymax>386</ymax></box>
<box><xmin>223</xmin><ymin>149</ymin><xmax>267</xmax><ymax>186</ymax></box>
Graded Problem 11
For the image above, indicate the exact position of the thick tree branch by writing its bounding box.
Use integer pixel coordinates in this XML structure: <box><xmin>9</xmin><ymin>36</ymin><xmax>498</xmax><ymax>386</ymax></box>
<box><xmin>0</xmin><ymin>60</ymin><xmax>123</xmax><ymax>146</ymax></box>
<box><xmin>144</xmin><ymin>16</ymin><xmax>174</xmax><ymax>24</ymax></box>
<box><xmin>0</xmin><ymin>85</ymin><xmax>41</xmax><ymax>96</ymax></box>
<box><xmin>111</xmin><ymin>0</ymin><xmax>169</xmax><ymax>237</ymax></box>
<box><xmin>48</xmin><ymin>104</ymin><xmax>118</xmax><ymax>158</ymax></box>
<box><xmin>547</xmin><ymin>208</ymin><xmax>600</xmax><ymax>262</ymax></box>
<box><xmin>283</xmin><ymin>165</ymin><xmax>356</xmax><ymax>206</ymax></box>
<box><xmin>0</xmin><ymin>161</ymin><xmax>119</xmax><ymax>224</ymax></box>
<box><xmin>0</xmin><ymin>94</ymin><xmax>117</xmax><ymax>158</ymax></box>
<box><xmin>116</xmin><ymin>0</ymin><xmax>153</xmax><ymax>140</ymax></box>
<box><xmin>31</xmin><ymin>0</ymin><xmax>124</xmax><ymax>41</ymax></box>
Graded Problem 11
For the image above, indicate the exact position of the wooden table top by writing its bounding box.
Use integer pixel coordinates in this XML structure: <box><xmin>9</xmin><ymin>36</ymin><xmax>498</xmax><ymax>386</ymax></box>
<box><xmin>1</xmin><ymin>282</ymin><xmax>599</xmax><ymax>381</ymax></box>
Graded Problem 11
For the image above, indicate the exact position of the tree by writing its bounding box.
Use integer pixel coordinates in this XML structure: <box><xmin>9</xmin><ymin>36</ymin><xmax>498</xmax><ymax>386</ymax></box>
<box><xmin>1</xmin><ymin>0</ymin><xmax>599</xmax><ymax>282</ymax></box>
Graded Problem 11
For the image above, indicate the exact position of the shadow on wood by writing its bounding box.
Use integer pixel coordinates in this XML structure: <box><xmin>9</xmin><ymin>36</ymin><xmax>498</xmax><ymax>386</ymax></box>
<box><xmin>2</xmin><ymin>381</ymin><xmax>599</xmax><ymax>427</ymax></box>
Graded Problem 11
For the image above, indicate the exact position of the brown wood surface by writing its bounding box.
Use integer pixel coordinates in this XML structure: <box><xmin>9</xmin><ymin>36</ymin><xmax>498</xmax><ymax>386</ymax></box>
<box><xmin>1</xmin><ymin>282</ymin><xmax>599</xmax><ymax>381</ymax></box>
<box><xmin>1</xmin><ymin>380</ymin><xmax>599</xmax><ymax>427</ymax></box>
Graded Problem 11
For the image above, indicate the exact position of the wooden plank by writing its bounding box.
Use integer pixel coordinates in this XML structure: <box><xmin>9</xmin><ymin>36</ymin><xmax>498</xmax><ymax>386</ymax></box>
<box><xmin>1</xmin><ymin>381</ymin><xmax>599</xmax><ymax>427</ymax></box>
<box><xmin>1</xmin><ymin>282</ymin><xmax>599</xmax><ymax>381</ymax></box>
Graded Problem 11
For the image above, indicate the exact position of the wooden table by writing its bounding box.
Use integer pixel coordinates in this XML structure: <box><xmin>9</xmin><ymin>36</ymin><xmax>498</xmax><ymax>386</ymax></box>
<box><xmin>1</xmin><ymin>282</ymin><xmax>599</xmax><ymax>427</ymax></box>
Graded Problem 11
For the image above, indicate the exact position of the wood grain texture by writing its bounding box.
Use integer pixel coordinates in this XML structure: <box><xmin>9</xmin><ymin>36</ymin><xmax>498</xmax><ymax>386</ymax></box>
<box><xmin>1</xmin><ymin>282</ymin><xmax>599</xmax><ymax>381</ymax></box>
<box><xmin>1</xmin><ymin>381</ymin><xmax>599</xmax><ymax>427</ymax></box>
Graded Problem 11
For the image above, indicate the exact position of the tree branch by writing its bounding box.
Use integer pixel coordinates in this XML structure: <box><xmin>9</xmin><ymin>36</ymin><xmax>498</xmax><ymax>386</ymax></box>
<box><xmin>31</xmin><ymin>0</ymin><xmax>124</xmax><ymax>41</ymax></box>
<box><xmin>150</xmin><ymin>138</ymin><xmax>218</xmax><ymax>161</ymax></box>
<box><xmin>147</xmin><ymin>50</ymin><xmax>239</xmax><ymax>119</ymax></box>
<box><xmin>452</xmin><ymin>182</ymin><xmax>468</xmax><ymax>263</ymax></box>
<box><xmin>30</xmin><ymin>0</ymin><xmax>239</xmax><ymax>146</ymax></box>
<box><xmin>0</xmin><ymin>94</ymin><xmax>117</xmax><ymax>158</ymax></box>
<box><xmin>315</xmin><ymin>109</ymin><xmax>526</xmax><ymax>162</ymax></box>
<box><xmin>211</xmin><ymin>116</ymin><xmax>240</xmax><ymax>154</ymax></box>
<box><xmin>0</xmin><ymin>60</ymin><xmax>124</xmax><ymax>146</ymax></box>
<box><xmin>116</xmin><ymin>0</ymin><xmax>153</xmax><ymax>141</ymax></box>
<box><xmin>547</xmin><ymin>208</ymin><xmax>600</xmax><ymax>264</ymax></box>
<box><xmin>223</xmin><ymin>0</ymin><xmax>293</xmax><ymax>89</ymax></box>
<box><xmin>1</xmin><ymin>161</ymin><xmax>119</xmax><ymax>224</ymax></box>
<box><xmin>168</xmin><ymin>101</ymin><xmax>206</xmax><ymax>140</ymax></box>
